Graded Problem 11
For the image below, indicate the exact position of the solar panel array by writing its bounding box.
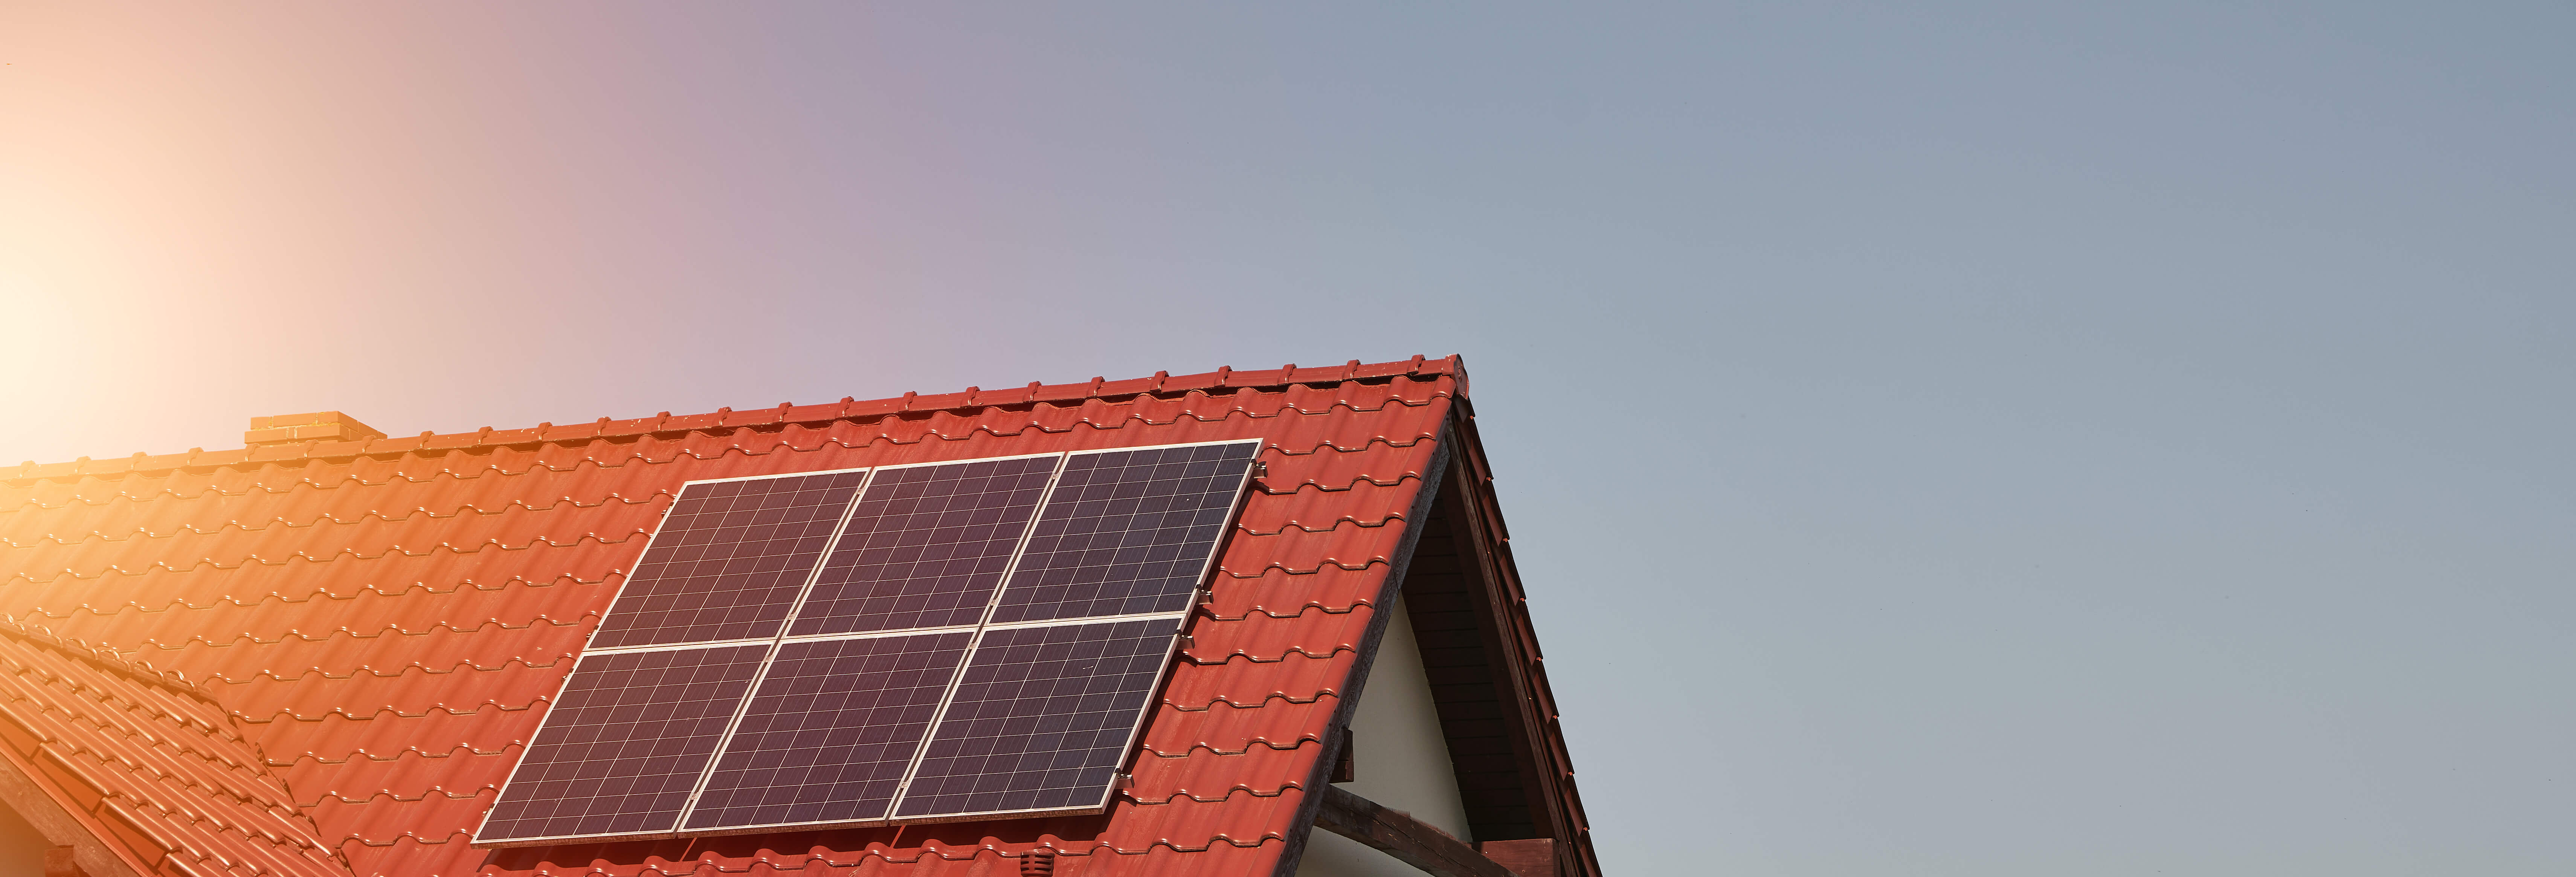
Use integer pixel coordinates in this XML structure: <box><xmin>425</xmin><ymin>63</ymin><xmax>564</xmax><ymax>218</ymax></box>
<box><xmin>685</xmin><ymin>632</ymin><xmax>968</xmax><ymax>831</ymax></box>
<box><xmin>474</xmin><ymin>644</ymin><xmax>769</xmax><ymax>842</ymax></box>
<box><xmin>792</xmin><ymin>456</ymin><xmax>1059</xmax><ymax>636</ymax></box>
<box><xmin>893</xmin><ymin>619</ymin><xmax>1178</xmax><ymax>819</ymax></box>
<box><xmin>475</xmin><ymin>441</ymin><xmax>1260</xmax><ymax>846</ymax></box>
<box><xmin>993</xmin><ymin>445</ymin><xmax>1262</xmax><ymax>623</ymax></box>
<box><xmin>590</xmin><ymin>471</ymin><xmax>869</xmax><ymax>649</ymax></box>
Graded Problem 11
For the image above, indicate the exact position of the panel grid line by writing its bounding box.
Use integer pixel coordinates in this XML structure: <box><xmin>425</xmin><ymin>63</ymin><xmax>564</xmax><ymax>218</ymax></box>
<box><xmin>478</xmin><ymin>440</ymin><xmax>1263</xmax><ymax>845</ymax></box>
<box><xmin>470</xmin><ymin>643</ymin><xmax>770</xmax><ymax>845</ymax></box>
<box><xmin>587</xmin><ymin>470</ymin><xmax>871</xmax><ymax>649</ymax></box>
<box><xmin>670</xmin><ymin>466</ymin><xmax>880</xmax><ymax>831</ymax></box>
<box><xmin>990</xmin><ymin>443</ymin><xmax>1262</xmax><ymax>624</ymax></box>
<box><xmin>684</xmin><ymin>631</ymin><xmax>972</xmax><ymax>831</ymax></box>
<box><xmin>980</xmin><ymin>610</ymin><xmax>1190</xmax><ymax>632</ymax></box>
<box><xmin>882</xmin><ymin>452</ymin><xmax>1078</xmax><ymax>813</ymax></box>
<box><xmin>791</xmin><ymin>454</ymin><xmax>1065</xmax><ymax>636</ymax></box>
<box><xmin>883</xmin><ymin>441</ymin><xmax>1259</xmax><ymax>820</ymax></box>
<box><xmin>891</xmin><ymin>619</ymin><xmax>1180</xmax><ymax>819</ymax></box>
<box><xmin>689</xmin><ymin>451</ymin><xmax>1076</xmax><ymax>830</ymax></box>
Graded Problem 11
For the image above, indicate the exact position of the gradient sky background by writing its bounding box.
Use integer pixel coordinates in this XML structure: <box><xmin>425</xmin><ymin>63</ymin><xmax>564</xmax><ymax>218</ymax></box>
<box><xmin>3</xmin><ymin>3</ymin><xmax>2572</xmax><ymax>875</ymax></box>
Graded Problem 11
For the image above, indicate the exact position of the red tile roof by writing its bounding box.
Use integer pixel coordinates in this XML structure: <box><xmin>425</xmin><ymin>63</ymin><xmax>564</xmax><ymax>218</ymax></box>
<box><xmin>2</xmin><ymin>356</ymin><xmax>1592</xmax><ymax>877</ymax></box>
<box><xmin>0</xmin><ymin>619</ymin><xmax>347</xmax><ymax>877</ymax></box>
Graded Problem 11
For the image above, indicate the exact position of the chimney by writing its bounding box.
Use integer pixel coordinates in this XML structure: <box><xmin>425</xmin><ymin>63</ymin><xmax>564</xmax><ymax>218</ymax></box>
<box><xmin>245</xmin><ymin>411</ymin><xmax>386</xmax><ymax>446</ymax></box>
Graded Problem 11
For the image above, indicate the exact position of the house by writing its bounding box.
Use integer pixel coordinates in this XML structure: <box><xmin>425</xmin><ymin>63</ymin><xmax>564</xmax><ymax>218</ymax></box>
<box><xmin>0</xmin><ymin>356</ymin><xmax>1598</xmax><ymax>877</ymax></box>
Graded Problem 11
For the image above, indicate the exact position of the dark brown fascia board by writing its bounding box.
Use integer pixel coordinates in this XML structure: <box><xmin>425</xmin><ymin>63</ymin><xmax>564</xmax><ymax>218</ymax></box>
<box><xmin>1436</xmin><ymin>401</ymin><xmax>1603</xmax><ymax>877</ymax></box>
<box><xmin>1312</xmin><ymin>785</ymin><xmax>1517</xmax><ymax>877</ymax></box>
<box><xmin>1270</xmin><ymin>429</ymin><xmax>1453</xmax><ymax>877</ymax></box>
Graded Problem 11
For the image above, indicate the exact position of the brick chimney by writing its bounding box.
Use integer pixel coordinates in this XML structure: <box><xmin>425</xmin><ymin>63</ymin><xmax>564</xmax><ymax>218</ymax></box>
<box><xmin>245</xmin><ymin>411</ymin><xmax>387</xmax><ymax>446</ymax></box>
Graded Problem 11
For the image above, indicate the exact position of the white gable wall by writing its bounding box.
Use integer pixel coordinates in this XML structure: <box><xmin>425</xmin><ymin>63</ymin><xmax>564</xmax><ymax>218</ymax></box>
<box><xmin>1295</xmin><ymin>594</ymin><xmax>1474</xmax><ymax>877</ymax></box>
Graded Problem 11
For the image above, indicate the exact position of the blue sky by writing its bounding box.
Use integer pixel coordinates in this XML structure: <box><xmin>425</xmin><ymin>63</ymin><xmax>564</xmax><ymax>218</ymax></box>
<box><xmin>3</xmin><ymin>3</ymin><xmax>2571</xmax><ymax>874</ymax></box>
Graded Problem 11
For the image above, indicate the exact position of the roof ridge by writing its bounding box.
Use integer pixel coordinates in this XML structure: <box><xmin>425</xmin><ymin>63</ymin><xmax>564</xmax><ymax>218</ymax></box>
<box><xmin>7</xmin><ymin>355</ymin><xmax>1465</xmax><ymax>482</ymax></box>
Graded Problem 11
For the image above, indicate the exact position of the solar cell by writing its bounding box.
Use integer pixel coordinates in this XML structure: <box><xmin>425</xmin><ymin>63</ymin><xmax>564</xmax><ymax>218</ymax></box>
<box><xmin>891</xmin><ymin>619</ymin><xmax>1178</xmax><ymax>820</ymax></box>
<box><xmin>789</xmin><ymin>456</ymin><xmax>1059</xmax><ymax>636</ymax></box>
<box><xmin>591</xmin><ymin>471</ymin><xmax>868</xmax><ymax>649</ymax></box>
<box><xmin>483</xmin><ymin>441</ymin><xmax>1263</xmax><ymax>846</ymax></box>
<box><xmin>990</xmin><ymin>442</ymin><xmax>1259</xmax><ymax>624</ymax></box>
<box><xmin>683</xmin><ymin>632</ymin><xmax>971</xmax><ymax>831</ymax></box>
<box><xmin>475</xmin><ymin>644</ymin><xmax>767</xmax><ymax>844</ymax></box>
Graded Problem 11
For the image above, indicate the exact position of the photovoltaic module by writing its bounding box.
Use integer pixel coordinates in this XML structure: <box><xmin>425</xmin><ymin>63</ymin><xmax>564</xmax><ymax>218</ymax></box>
<box><xmin>472</xmin><ymin>440</ymin><xmax>1261</xmax><ymax>846</ymax></box>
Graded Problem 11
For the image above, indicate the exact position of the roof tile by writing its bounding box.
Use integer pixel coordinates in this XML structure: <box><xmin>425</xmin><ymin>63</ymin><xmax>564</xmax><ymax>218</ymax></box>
<box><xmin>2</xmin><ymin>623</ymin><xmax>347</xmax><ymax>876</ymax></box>
<box><xmin>1</xmin><ymin>358</ymin><xmax>1470</xmax><ymax>877</ymax></box>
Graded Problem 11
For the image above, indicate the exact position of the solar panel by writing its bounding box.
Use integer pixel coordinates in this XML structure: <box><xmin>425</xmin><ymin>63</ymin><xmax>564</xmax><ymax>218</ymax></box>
<box><xmin>591</xmin><ymin>471</ymin><xmax>868</xmax><ymax>649</ymax></box>
<box><xmin>477</xmin><ymin>440</ymin><xmax>1262</xmax><ymax>847</ymax></box>
<box><xmin>989</xmin><ymin>443</ymin><xmax>1260</xmax><ymax>624</ymax></box>
<box><xmin>891</xmin><ymin>618</ymin><xmax>1180</xmax><ymax>820</ymax></box>
<box><xmin>788</xmin><ymin>456</ymin><xmax>1060</xmax><ymax>637</ymax></box>
<box><xmin>475</xmin><ymin>644</ymin><xmax>768</xmax><ymax>844</ymax></box>
<box><xmin>683</xmin><ymin>631</ymin><xmax>971</xmax><ymax>831</ymax></box>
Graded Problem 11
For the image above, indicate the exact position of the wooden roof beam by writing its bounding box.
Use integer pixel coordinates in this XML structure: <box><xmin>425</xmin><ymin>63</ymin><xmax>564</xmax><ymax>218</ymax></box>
<box><xmin>1314</xmin><ymin>784</ymin><xmax>1520</xmax><ymax>877</ymax></box>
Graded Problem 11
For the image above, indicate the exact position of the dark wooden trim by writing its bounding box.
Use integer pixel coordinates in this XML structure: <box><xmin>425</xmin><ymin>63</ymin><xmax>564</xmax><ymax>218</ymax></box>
<box><xmin>1313</xmin><ymin>785</ymin><xmax>1516</xmax><ymax>877</ymax></box>
<box><xmin>1332</xmin><ymin>727</ymin><xmax>1356</xmax><ymax>784</ymax></box>
<box><xmin>1429</xmin><ymin>401</ymin><xmax>1603</xmax><ymax>877</ymax></box>
<box><xmin>1474</xmin><ymin>839</ymin><xmax>1557</xmax><ymax>877</ymax></box>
